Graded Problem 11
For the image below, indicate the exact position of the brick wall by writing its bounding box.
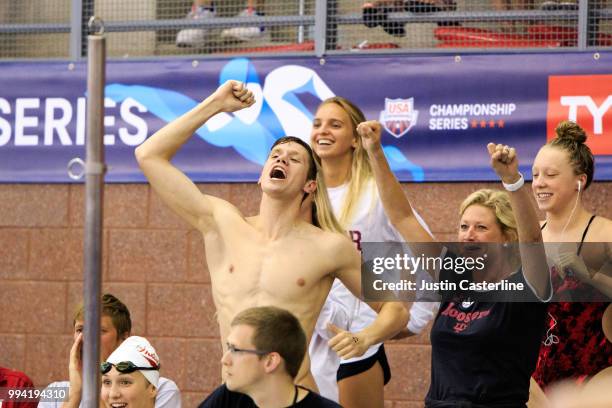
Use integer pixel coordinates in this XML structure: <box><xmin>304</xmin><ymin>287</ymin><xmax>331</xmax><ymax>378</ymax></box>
<box><xmin>1</xmin><ymin>182</ymin><xmax>610</xmax><ymax>407</ymax></box>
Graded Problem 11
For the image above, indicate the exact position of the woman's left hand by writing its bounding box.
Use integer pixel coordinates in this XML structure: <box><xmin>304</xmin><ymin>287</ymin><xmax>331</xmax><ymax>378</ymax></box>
<box><xmin>487</xmin><ymin>142</ymin><xmax>520</xmax><ymax>184</ymax></box>
<box><xmin>357</xmin><ymin>120</ymin><xmax>383</xmax><ymax>154</ymax></box>
<box><xmin>327</xmin><ymin>323</ymin><xmax>370</xmax><ymax>359</ymax></box>
<box><xmin>556</xmin><ymin>243</ymin><xmax>593</xmax><ymax>281</ymax></box>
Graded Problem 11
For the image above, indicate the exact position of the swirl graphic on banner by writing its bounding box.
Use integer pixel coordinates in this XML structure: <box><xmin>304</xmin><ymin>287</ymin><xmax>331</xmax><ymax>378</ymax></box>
<box><xmin>106</xmin><ymin>58</ymin><xmax>423</xmax><ymax>180</ymax></box>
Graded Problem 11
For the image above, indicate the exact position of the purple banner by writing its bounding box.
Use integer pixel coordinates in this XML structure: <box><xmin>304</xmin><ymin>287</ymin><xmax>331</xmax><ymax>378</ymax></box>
<box><xmin>0</xmin><ymin>52</ymin><xmax>611</xmax><ymax>183</ymax></box>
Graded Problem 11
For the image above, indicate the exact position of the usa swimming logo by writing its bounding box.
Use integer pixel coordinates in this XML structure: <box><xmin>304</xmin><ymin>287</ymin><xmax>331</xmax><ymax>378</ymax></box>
<box><xmin>379</xmin><ymin>98</ymin><xmax>419</xmax><ymax>138</ymax></box>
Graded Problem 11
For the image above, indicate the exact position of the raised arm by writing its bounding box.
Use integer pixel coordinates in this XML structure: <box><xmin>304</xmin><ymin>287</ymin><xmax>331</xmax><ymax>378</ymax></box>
<box><xmin>330</xmin><ymin>236</ymin><xmax>409</xmax><ymax>359</ymax></box>
<box><xmin>357</xmin><ymin>121</ymin><xmax>431</xmax><ymax>241</ymax></box>
<box><xmin>487</xmin><ymin>143</ymin><xmax>550</xmax><ymax>299</ymax></box>
<box><xmin>357</xmin><ymin>121</ymin><xmax>442</xmax><ymax>274</ymax></box>
<box><xmin>58</xmin><ymin>333</ymin><xmax>82</xmax><ymax>408</ymax></box>
<box><xmin>134</xmin><ymin>81</ymin><xmax>254</xmax><ymax>231</ymax></box>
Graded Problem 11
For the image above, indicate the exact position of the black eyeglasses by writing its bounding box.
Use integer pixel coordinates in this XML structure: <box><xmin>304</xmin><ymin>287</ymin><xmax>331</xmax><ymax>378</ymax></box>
<box><xmin>226</xmin><ymin>342</ymin><xmax>270</xmax><ymax>356</ymax></box>
<box><xmin>100</xmin><ymin>361</ymin><xmax>160</xmax><ymax>375</ymax></box>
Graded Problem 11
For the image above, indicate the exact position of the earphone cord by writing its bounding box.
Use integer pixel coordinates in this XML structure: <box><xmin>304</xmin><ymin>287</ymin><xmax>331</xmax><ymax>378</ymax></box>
<box><xmin>544</xmin><ymin>185</ymin><xmax>580</xmax><ymax>347</ymax></box>
<box><xmin>543</xmin><ymin>312</ymin><xmax>560</xmax><ymax>346</ymax></box>
<box><xmin>559</xmin><ymin>189</ymin><xmax>581</xmax><ymax>240</ymax></box>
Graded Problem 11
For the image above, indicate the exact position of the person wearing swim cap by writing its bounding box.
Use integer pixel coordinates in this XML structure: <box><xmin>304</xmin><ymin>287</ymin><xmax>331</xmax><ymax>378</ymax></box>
<box><xmin>38</xmin><ymin>294</ymin><xmax>180</xmax><ymax>408</ymax></box>
<box><xmin>101</xmin><ymin>336</ymin><xmax>161</xmax><ymax>408</ymax></box>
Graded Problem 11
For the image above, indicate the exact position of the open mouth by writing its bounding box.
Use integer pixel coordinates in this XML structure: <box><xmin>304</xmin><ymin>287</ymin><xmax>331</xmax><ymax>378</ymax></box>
<box><xmin>110</xmin><ymin>404</ymin><xmax>127</xmax><ymax>408</ymax></box>
<box><xmin>316</xmin><ymin>138</ymin><xmax>333</xmax><ymax>146</ymax></box>
<box><xmin>463</xmin><ymin>243</ymin><xmax>483</xmax><ymax>251</ymax></box>
<box><xmin>270</xmin><ymin>166</ymin><xmax>287</xmax><ymax>180</ymax></box>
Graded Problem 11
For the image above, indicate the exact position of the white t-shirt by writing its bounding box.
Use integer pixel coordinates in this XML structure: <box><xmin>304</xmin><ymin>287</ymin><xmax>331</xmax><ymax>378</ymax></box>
<box><xmin>309</xmin><ymin>179</ymin><xmax>439</xmax><ymax>401</ymax></box>
<box><xmin>37</xmin><ymin>377</ymin><xmax>181</xmax><ymax>408</ymax></box>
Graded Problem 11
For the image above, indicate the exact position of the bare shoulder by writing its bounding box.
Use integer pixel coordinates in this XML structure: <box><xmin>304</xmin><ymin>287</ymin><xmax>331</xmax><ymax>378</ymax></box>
<box><xmin>309</xmin><ymin>224</ymin><xmax>348</xmax><ymax>244</ymax></box>
<box><xmin>316</xmin><ymin>229</ymin><xmax>361</xmax><ymax>285</ymax></box>
<box><xmin>329</xmin><ymin>230</ymin><xmax>356</xmax><ymax>251</ymax></box>
<box><xmin>588</xmin><ymin>215</ymin><xmax>612</xmax><ymax>242</ymax></box>
<box><xmin>321</xmin><ymin>228</ymin><xmax>360</xmax><ymax>264</ymax></box>
<box><xmin>300</xmin><ymin>224</ymin><xmax>355</xmax><ymax>254</ymax></box>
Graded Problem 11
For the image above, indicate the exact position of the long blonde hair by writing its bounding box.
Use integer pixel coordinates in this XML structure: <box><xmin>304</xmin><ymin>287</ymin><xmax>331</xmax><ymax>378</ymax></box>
<box><xmin>313</xmin><ymin>160</ymin><xmax>345</xmax><ymax>234</ymax></box>
<box><xmin>315</xmin><ymin>97</ymin><xmax>374</xmax><ymax>229</ymax></box>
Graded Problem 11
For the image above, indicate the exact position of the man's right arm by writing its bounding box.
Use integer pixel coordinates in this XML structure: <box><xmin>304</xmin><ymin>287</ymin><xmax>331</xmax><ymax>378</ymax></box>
<box><xmin>135</xmin><ymin>81</ymin><xmax>254</xmax><ymax>231</ymax></box>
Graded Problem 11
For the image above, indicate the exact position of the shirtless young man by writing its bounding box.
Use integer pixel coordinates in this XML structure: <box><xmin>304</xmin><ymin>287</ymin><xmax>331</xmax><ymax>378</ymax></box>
<box><xmin>134</xmin><ymin>80</ymin><xmax>408</xmax><ymax>389</ymax></box>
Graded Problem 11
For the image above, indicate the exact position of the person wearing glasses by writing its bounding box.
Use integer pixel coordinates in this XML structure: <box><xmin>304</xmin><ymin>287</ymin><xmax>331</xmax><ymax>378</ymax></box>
<box><xmin>101</xmin><ymin>336</ymin><xmax>161</xmax><ymax>408</ymax></box>
<box><xmin>199</xmin><ymin>306</ymin><xmax>340</xmax><ymax>407</ymax></box>
<box><xmin>38</xmin><ymin>294</ymin><xmax>180</xmax><ymax>408</ymax></box>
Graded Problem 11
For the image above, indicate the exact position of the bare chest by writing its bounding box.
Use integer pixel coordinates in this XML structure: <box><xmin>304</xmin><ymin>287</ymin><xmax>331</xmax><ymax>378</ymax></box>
<box><xmin>206</xmin><ymin>230</ymin><xmax>333</xmax><ymax>302</ymax></box>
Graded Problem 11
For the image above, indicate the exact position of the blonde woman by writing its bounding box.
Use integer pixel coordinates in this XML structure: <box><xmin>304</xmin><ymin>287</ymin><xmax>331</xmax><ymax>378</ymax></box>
<box><xmin>308</xmin><ymin>97</ymin><xmax>437</xmax><ymax>407</ymax></box>
<box><xmin>357</xmin><ymin>119</ymin><xmax>550</xmax><ymax>407</ymax></box>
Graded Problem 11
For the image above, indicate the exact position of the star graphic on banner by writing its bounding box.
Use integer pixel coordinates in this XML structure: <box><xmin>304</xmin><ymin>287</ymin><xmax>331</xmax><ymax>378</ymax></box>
<box><xmin>489</xmin><ymin>120</ymin><xmax>496</xmax><ymax>128</ymax></box>
<box><xmin>471</xmin><ymin>120</ymin><xmax>478</xmax><ymax>128</ymax></box>
<box><xmin>480</xmin><ymin>120</ymin><xmax>487</xmax><ymax>128</ymax></box>
<box><xmin>498</xmin><ymin>120</ymin><xmax>505</xmax><ymax>128</ymax></box>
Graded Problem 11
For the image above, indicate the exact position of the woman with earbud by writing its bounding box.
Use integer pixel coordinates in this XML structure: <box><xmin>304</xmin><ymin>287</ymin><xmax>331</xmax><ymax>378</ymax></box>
<box><xmin>530</xmin><ymin>120</ymin><xmax>612</xmax><ymax>391</ymax></box>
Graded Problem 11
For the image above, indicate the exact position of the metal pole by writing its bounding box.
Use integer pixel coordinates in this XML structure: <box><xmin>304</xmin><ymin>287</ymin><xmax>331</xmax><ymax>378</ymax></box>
<box><xmin>82</xmin><ymin>16</ymin><xmax>106</xmax><ymax>408</ymax></box>
<box><xmin>314</xmin><ymin>0</ymin><xmax>327</xmax><ymax>57</ymax></box>
<box><xmin>577</xmin><ymin>0</ymin><xmax>588</xmax><ymax>50</ymax></box>
<box><xmin>69</xmin><ymin>0</ymin><xmax>82</xmax><ymax>59</ymax></box>
<box><xmin>297</xmin><ymin>0</ymin><xmax>306</xmax><ymax>44</ymax></box>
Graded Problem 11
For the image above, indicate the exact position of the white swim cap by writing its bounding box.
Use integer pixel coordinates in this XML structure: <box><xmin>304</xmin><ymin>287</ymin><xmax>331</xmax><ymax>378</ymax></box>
<box><xmin>105</xmin><ymin>336</ymin><xmax>160</xmax><ymax>387</ymax></box>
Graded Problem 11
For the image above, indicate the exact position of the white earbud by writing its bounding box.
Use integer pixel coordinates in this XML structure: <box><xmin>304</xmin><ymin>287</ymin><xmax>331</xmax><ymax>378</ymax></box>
<box><xmin>578</xmin><ymin>180</ymin><xmax>582</xmax><ymax>193</ymax></box>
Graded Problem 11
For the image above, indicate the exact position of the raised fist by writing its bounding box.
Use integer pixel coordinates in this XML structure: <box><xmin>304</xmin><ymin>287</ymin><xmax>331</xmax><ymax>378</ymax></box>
<box><xmin>357</xmin><ymin>120</ymin><xmax>383</xmax><ymax>153</ymax></box>
<box><xmin>487</xmin><ymin>142</ymin><xmax>520</xmax><ymax>184</ymax></box>
<box><xmin>211</xmin><ymin>80</ymin><xmax>256</xmax><ymax>113</ymax></box>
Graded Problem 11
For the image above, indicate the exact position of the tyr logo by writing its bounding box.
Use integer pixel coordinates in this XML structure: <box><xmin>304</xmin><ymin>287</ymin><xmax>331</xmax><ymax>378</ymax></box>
<box><xmin>560</xmin><ymin>95</ymin><xmax>612</xmax><ymax>135</ymax></box>
<box><xmin>548</xmin><ymin>75</ymin><xmax>612</xmax><ymax>155</ymax></box>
